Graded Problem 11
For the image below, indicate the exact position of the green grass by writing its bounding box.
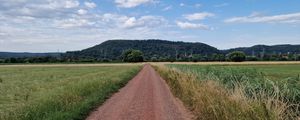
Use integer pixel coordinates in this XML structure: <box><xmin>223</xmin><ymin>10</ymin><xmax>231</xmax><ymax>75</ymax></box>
<box><xmin>211</xmin><ymin>64</ymin><xmax>300</xmax><ymax>80</ymax></box>
<box><xmin>0</xmin><ymin>65</ymin><xmax>141</xmax><ymax>120</ymax></box>
<box><xmin>157</xmin><ymin>64</ymin><xmax>300</xmax><ymax>119</ymax></box>
<box><xmin>168</xmin><ymin>64</ymin><xmax>300</xmax><ymax>102</ymax></box>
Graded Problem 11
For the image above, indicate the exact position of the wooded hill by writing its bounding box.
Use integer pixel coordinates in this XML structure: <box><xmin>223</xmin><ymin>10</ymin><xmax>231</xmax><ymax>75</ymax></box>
<box><xmin>1</xmin><ymin>39</ymin><xmax>300</xmax><ymax>62</ymax></box>
<box><xmin>225</xmin><ymin>44</ymin><xmax>300</xmax><ymax>55</ymax></box>
<box><xmin>65</xmin><ymin>39</ymin><xmax>220</xmax><ymax>61</ymax></box>
<box><xmin>65</xmin><ymin>39</ymin><xmax>300</xmax><ymax>61</ymax></box>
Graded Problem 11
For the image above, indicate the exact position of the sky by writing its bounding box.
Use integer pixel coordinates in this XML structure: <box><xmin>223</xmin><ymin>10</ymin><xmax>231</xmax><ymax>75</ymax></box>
<box><xmin>0</xmin><ymin>0</ymin><xmax>300</xmax><ymax>52</ymax></box>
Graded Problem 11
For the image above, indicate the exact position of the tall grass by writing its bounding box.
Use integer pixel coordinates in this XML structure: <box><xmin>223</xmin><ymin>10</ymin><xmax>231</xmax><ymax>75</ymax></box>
<box><xmin>170</xmin><ymin>65</ymin><xmax>300</xmax><ymax>104</ymax></box>
<box><xmin>154</xmin><ymin>65</ymin><xmax>298</xmax><ymax>120</ymax></box>
<box><xmin>0</xmin><ymin>65</ymin><xmax>141</xmax><ymax>120</ymax></box>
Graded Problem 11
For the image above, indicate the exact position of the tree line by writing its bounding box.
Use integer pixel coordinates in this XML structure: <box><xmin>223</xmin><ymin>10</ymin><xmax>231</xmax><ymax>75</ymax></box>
<box><xmin>1</xmin><ymin>50</ymin><xmax>300</xmax><ymax>63</ymax></box>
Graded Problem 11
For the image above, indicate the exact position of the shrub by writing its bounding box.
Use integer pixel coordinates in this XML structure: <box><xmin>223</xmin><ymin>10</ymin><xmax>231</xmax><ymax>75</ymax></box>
<box><xmin>227</xmin><ymin>51</ymin><xmax>246</xmax><ymax>62</ymax></box>
<box><xmin>121</xmin><ymin>49</ymin><xmax>144</xmax><ymax>62</ymax></box>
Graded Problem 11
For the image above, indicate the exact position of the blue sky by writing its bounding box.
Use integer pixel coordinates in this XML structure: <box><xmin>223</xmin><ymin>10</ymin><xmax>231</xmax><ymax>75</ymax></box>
<box><xmin>0</xmin><ymin>0</ymin><xmax>299</xmax><ymax>52</ymax></box>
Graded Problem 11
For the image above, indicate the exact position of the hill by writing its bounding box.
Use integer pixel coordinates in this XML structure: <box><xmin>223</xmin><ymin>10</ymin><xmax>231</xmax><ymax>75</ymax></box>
<box><xmin>65</xmin><ymin>39</ymin><xmax>220</xmax><ymax>61</ymax></box>
<box><xmin>0</xmin><ymin>52</ymin><xmax>61</xmax><ymax>59</ymax></box>
<box><xmin>2</xmin><ymin>40</ymin><xmax>300</xmax><ymax>62</ymax></box>
<box><xmin>225</xmin><ymin>44</ymin><xmax>300</xmax><ymax>55</ymax></box>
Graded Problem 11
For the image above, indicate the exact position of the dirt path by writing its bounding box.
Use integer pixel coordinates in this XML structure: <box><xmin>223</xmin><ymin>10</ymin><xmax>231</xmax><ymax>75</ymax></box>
<box><xmin>86</xmin><ymin>64</ymin><xmax>192</xmax><ymax>120</ymax></box>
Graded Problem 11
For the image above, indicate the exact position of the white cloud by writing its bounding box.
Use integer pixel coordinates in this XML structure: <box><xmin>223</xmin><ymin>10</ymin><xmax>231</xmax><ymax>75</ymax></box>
<box><xmin>0</xmin><ymin>0</ymin><xmax>171</xmax><ymax>52</ymax></box>
<box><xmin>115</xmin><ymin>0</ymin><xmax>155</xmax><ymax>8</ymax></box>
<box><xmin>77</xmin><ymin>9</ymin><xmax>87</xmax><ymax>15</ymax></box>
<box><xmin>0</xmin><ymin>0</ymin><xmax>82</xmax><ymax>19</ymax></box>
<box><xmin>123</xmin><ymin>17</ymin><xmax>139</xmax><ymax>28</ymax></box>
<box><xmin>224</xmin><ymin>12</ymin><xmax>300</xmax><ymax>24</ymax></box>
<box><xmin>0</xmin><ymin>0</ymin><xmax>102</xmax><ymax>29</ymax></box>
<box><xmin>84</xmin><ymin>1</ymin><xmax>97</xmax><ymax>8</ymax></box>
<box><xmin>162</xmin><ymin>5</ymin><xmax>172</xmax><ymax>11</ymax></box>
<box><xmin>55</xmin><ymin>18</ymin><xmax>95</xmax><ymax>28</ymax></box>
<box><xmin>214</xmin><ymin>3</ymin><xmax>229</xmax><ymax>8</ymax></box>
<box><xmin>184</xmin><ymin>12</ymin><xmax>215</xmax><ymax>21</ymax></box>
<box><xmin>176</xmin><ymin>21</ymin><xmax>210</xmax><ymax>30</ymax></box>
<box><xmin>64</xmin><ymin>0</ymin><xmax>80</xmax><ymax>8</ymax></box>
<box><xmin>102</xmin><ymin>14</ymin><xmax>166</xmax><ymax>29</ymax></box>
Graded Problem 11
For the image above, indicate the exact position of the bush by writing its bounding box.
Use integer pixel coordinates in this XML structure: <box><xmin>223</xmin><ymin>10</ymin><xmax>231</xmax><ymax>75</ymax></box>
<box><xmin>101</xmin><ymin>59</ymin><xmax>111</xmax><ymax>62</ymax></box>
<box><xmin>296</xmin><ymin>55</ymin><xmax>300</xmax><ymax>61</ymax></box>
<box><xmin>227</xmin><ymin>51</ymin><xmax>246</xmax><ymax>62</ymax></box>
<box><xmin>121</xmin><ymin>49</ymin><xmax>144</xmax><ymax>62</ymax></box>
<box><xmin>0</xmin><ymin>59</ymin><xmax>4</xmax><ymax>63</ymax></box>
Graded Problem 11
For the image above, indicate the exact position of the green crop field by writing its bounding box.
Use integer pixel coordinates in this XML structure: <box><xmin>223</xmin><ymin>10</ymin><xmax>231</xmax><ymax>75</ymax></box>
<box><xmin>168</xmin><ymin>64</ymin><xmax>300</xmax><ymax>102</ymax></box>
<box><xmin>0</xmin><ymin>64</ymin><xmax>141</xmax><ymax>120</ymax></box>
<box><xmin>156</xmin><ymin>63</ymin><xmax>300</xmax><ymax>119</ymax></box>
<box><xmin>169</xmin><ymin>64</ymin><xmax>300</xmax><ymax>80</ymax></box>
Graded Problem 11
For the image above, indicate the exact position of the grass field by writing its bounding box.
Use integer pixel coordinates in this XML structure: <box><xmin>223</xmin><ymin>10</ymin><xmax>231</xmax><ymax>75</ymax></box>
<box><xmin>0</xmin><ymin>64</ymin><xmax>141</xmax><ymax>120</ymax></box>
<box><xmin>214</xmin><ymin>64</ymin><xmax>300</xmax><ymax>80</ymax></box>
<box><xmin>155</xmin><ymin>63</ymin><xmax>300</xmax><ymax>120</ymax></box>
<box><xmin>169</xmin><ymin>64</ymin><xmax>300</xmax><ymax>101</ymax></box>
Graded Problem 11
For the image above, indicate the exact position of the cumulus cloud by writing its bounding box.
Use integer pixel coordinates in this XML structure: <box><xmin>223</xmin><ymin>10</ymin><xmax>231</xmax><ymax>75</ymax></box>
<box><xmin>184</xmin><ymin>12</ymin><xmax>215</xmax><ymax>21</ymax></box>
<box><xmin>178</xmin><ymin>12</ymin><xmax>215</xmax><ymax>30</ymax></box>
<box><xmin>84</xmin><ymin>1</ymin><xmax>97</xmax><ymax>8</ymax></box>
<box><xmin>0</xmin><ymin>0</ymin><xmax>171</xmax><ymax>52</ymax></box>
<box><xmin>0</xmin><ymin>0</ymin><xmax>101</xmax><ymax>29</ymax></box>
<box><xmin>101</xmin><ymin>13</ymin><xmax>166</xmax><ymax>29</ymax></box>
<box><xmin>77</xmin><ymin>9</ymin><xmax>88</xmax><ymax>15</ymax></box>
<box><xmin>55</xmin><ymin>18</ymin><xmax>95</xmax><ymax>28</ymax></box>
<box><xmin>224</xmin><ymin>12</ymin><xmax>300</xmax><ymax>24</ymax></box>
<box><xmin>0</xmin><ymin>0</ymin><xmax>82</xmax><ymax>19</ymax></box>
<box><xmin>176</xmin><ymin>21</ymin><xmax>210</xmax><ymax>30</ymax></box>
<box><xmin>64</xmin><ymin>0</ymin><xmax>80</xmax><ymax>8</ymax></box>
<box><xmin>115</xmin><ymin>0</ymin><xmax>155</xmax><ymax>8</ymax></box>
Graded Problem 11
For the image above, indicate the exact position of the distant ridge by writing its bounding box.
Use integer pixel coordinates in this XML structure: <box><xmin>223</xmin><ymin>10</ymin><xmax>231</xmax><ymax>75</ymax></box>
<box><xmin>1</xmin><ymin>40</ymin><xmax>300</xmax><ymax>59</ymax></box>
<box><xmin>225</xmin><ymin>44</ymin><xmax>300</xmax><ymax>55</ymax></box>
<box><xmin>65</xmin><ymin>39</ymin><xmax>220</xmax><ymax>60</ymax></box>
<box><xmin>0</xmin><ymin>52</ymin><xmax>61</xmax><ymax>58</ymax></box>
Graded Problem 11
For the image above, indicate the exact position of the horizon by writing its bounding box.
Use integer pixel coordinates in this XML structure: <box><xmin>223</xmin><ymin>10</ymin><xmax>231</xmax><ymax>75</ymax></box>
<box><xmin>0</xmin><ymin>0</ymin><xmax>300</xmax><ymax>52</ymax></box>
<box><xmin>1</xmin><ymin>39</ymin><xmax>300</xmax><ymax>53</ymax></box>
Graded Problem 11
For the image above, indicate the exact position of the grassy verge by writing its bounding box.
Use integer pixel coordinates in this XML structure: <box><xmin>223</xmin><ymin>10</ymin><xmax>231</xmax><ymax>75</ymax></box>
<box><xmin>154</xmin><ymin>64</ymin><xmax>298</xmax><ymax>120</ymax></box>
<box><xmin>0</xmin><ymin>65</ymin><xmax>141</xmax><ymax>120</ymax></box>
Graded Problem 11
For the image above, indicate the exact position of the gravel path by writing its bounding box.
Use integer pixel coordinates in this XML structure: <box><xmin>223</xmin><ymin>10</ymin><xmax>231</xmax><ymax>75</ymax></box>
<box><xmin>86</xmin><ymin>64</ymin><xmax>191</xmax><ymax>120</ymax></box>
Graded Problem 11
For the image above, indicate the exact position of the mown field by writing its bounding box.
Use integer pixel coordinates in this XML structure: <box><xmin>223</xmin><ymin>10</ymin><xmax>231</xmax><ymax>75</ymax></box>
<box><xmin>155</xmin><ymin>63</ymin><xmax>300</xmax><ymax>120</ymax></box>
<box><xmin>0</xmin><ymin>64</ymin><xmax>141</xmax><ymax>120</ymax></box>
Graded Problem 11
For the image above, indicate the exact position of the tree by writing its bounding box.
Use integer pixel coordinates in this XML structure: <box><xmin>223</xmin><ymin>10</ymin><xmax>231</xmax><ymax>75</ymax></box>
<box><xmin>191</xmin><ymin>54</ymin><xmax>202</xmax><ymax>62</ymax></box>
<box><xmin>296</xmin><ymin>55</ymin><xmax>300</xmax><ymax>61</ymax></box>
<box><xmin>122</xmin><ymin>49</ymin><xmax>144</xmax><ymax>62</ymax></box>
<box><xmin>226</xmin><ymin>51</ymin><xmax>246</xmax><ymax>62</ymax></box>
<box><xmin>0</xmin><ymin>59</ymin><xmax>4</xmax><ymax>63</ymax></box>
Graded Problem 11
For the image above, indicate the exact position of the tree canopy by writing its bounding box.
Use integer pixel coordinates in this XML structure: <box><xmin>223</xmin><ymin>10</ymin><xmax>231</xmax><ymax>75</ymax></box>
<box><xmin>122</xmin><ymin>49</ymin><xmax>144</xmax><ymax>62</ymax></box>
<box><xmin>227</xmin><ymin>51</ymin><xmax>246</xmax><ymax>62</ymax></box>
